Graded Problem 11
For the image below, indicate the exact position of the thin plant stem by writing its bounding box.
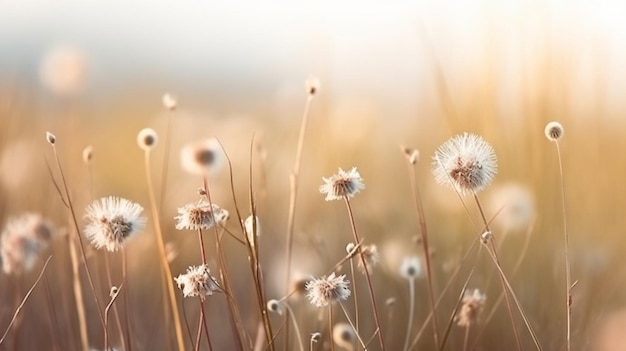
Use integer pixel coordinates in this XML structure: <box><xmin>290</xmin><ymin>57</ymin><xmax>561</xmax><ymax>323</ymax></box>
<box><xmin>204</xmin><ymin>177</ymin><xmax>247</xmax><ymax>351</ymax></box>
<box><xmin>554</xmin><ymin>142</ymin><xmax>571</xmax><ymax>351</ymax></box>
<box><xmin>0</xmin><ymin>256</ymin><xmax>52</xmax><ymax>345</ymax></box>
<box><xmin>439</xmin><ymin>265</ymin><xmax>475</xmax><ymax>351</ymax></box>
<box><xmin>473</xmin><ymin>194</ymin><xmax>522</xmax><ymax>351</ymax></box>
<box><xmin>194</xmin><ymin>313</ymin><xmax>202</xmax><ymax>351</ymax></box>
<box><xmin>329</xmin><ymin>305</ymin><xmax>335</xmax><ymax>351</ymax></box>
<box><xmin>49</xmin><ymin>144</ymin><xmax>105</xmax><ymax>327</ymax></box>
<box><xmin>349</xmin><ymin>258</ymin><xmax>359</xmax><ymax>349</ymax></box>
<box><xmin>199</xmin><ymin>300</ymin><xmax>213</xmax><ymax>351</ymax></box>
<box><xmin>68</xmin><ymin>232</ymin><xmax>90</xmax><ymax>350</ymax></box>
<box><xmin>122</xmin><ymin>248</ymin><xmax>133</xmax><ymax>351</ymax></box>
<box><xmin>463</xmin><ymin>325</ymin><xmax>470</xmax><ymax>351</ymax></box>
<box><xmin>482</xmin><ymin>240</ymin><xmax>543</xmax><ymax>351</ymax></box>
<box><xmin>103</xmin><ymin>252</ymin><xmax>126</xmax><ymax>351</ymax></box>
<box><xmin>104</xmin><ymin>282</ymin><xmax>123</xmax><ymax>351</ymax></box>
<box><xmin>283</xmin><ymin>302</ymin><xmax>305</xmax><ymax>351</ymax></box>
<box><xmin>181</xmin><ymin>294</ymin><xmax>194</xmax><ymax>346</ymax></box>
<box><xmin>285</xmin><ymin>93</ymin><xmax>314</xmax><ymax>294</ymax></box>
<box><xmin>41</xmin><ymin>257</ymin><xmax>61</xmax><ymax>351</ymax></box>
<box><xmin>406</xmin><ymin>161</ymin><xmax>440</xmax><ymax>347</ymax></box>
<box><xmin>338</xmin><ymin>302</ymin><xmax>367</xmax><ymax>350</ymax></box>
<box><xmin>143</xmin><ymin>149</ymin><xmax>186</xmax><ymax>351</ymax></box>
<box><xmin>343</xmin><ymin>198</ymin><xmax>385</xmax><ymax>351</ymax></box>
<box><xmin>403</xmin><ymin>277</ymin><xmax>416</xmax><ymax>351</ymax></box>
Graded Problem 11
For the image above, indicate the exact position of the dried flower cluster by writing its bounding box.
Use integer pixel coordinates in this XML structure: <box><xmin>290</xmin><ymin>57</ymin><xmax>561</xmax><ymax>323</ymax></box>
<box><xmin>174</xmin><ymin>264</ymin><xmax>220</xmax><ymax>301</ymax></box>
<box><xmin>83</xmin><ymin>196</ymin><xmax>146</xmax><ymax>252</ymax></box>
<box><xmin>319</xmin><ymin>167</ymin><xmax>365</xmax><ymax>201</ymax></box>
<box><xmin>305</xmin><ymin>273</ymin><xmax>351</xmax><ymax>307</ymax></box>
<box><xmin>0</xmin><ymin>213</ymin><xmax>54</xmax><ymax>274</ymax></box>
<box><xmin>456</xmin><ymin>289</ymin><xmax>487</xmax><ymax>327</ymax></box>
<box><xmin>175</xmin><ymin>200</ymin><xmax>229</xmax><ymax>230</ymax></box>
<box><xmin>432</xmin><ymin>133</ymin><xmax>497</xmax><ymax>195</ymax></box>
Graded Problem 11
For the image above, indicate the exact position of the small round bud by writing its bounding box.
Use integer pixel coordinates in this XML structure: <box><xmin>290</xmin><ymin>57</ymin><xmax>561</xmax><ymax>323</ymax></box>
<box><xmin>266</xmin><ymin>299</ymin><xmax>284</xmax><ymax>315</ymax></box>
<box><xmin>345</xmin><ymin>242</ymin><xmax>357</xmax><ymax>257</ymax></box>
<box><xmin>162</xmin><ymin>93</ymin><xmax>177</xmax><ymax>111</ymax></box>
<box><xmin>197</xmin><ymin>188</ymin><xmax>207</xmax><ymax>196</ymax></box>
<box><xmin>399</xmin><ymin>256</ymin><xmax>422</xmax><ymax>280</ymax></box>
<box><xmin>82</xmin><ymin>145</ymin><xmax>93</xmax><ymax>165</ymax></box>
<box><xmin>110</xmin><ymin>286</ymin><xmax>119</xmax><ymax>298</ymax></box>
<box><xmin>305</xmin><ymin>76</ymin><xmax>320</xmax><ymax>95</ymax></box>
<box><xmin>46</xmin><ymin>132</ymin><xmax>56</xmax><ymax>145</ymax></box>
<box><xmin>137</xmin><ymin>128</ymin><xmax>158</xmax><ymax>151</ymax></box>
<box><xmin>545</xmin><ymin>121</ymin><xmax>564</xmax><ymax>141</ymax></box>
<box><xmin>480</xmin><ymin>231</ymin><xmax>493</xmax><ymax>244</ymax></box>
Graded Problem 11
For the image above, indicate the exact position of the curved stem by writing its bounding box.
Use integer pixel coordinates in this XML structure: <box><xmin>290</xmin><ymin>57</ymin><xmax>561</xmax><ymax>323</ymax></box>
<box><xmin>144</xmin><ymin>150</ymin><xmax>186</xmax><ymax>351</ymax></box>
<box><xmin>403</xmin><ymin>278</ymin><xmax>415</xmax><ymax>351</ymax></box>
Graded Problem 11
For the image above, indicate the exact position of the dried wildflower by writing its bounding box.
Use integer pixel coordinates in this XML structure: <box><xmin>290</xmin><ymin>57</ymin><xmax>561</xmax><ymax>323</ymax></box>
<box><xmin>180</xmin><ymin>138</ymin><xmax>223</xmax><ymax>176</ymax></box>
<box><xmin>545</xmin><ymin>121</ymin><xmax>564</xmax><ymax>141</ymax></box>
<box><xmin>306</xmin><ymin>273</ymin><xmax>351</xmax><ymax>307</ymax></box>
<box><xmin>456</xmin><ymin>289</ymin><xmax>487</xmax><ymax>327</ymax></box>
<box><xmin>244</xmin><ymin>215</ymin><xmax>260</xmax><ymax>244</ymax></box>
<box><xmin>319</xmin><ymin>167</ymin><xmax>365</xmax><ymax>201</ymax></box>
<box><xmin>306</xmin><ymin>76</ymin><xmax>320</xmax><ymax>95</ymax></box>
<box><xmin>399</xmin><ymin>256</ymin><xmax>422</xmax><ymax>280</ymax></box>
<box><xmin>137</xmin><ymin>128</ymin><xmax>158</xmax><ymax>151</ymax></box>
<box><xmin>82</xmin><ymin>145</ymin><xmax>94</xmax><ymax>165</ymax></box>
<box><xmin>333</xmin><ymin>323</ymin><xmax>357</xmax><ymax>349</ymax></box>
<box><xmin>175</xmin><ymin>200</ymin><xmax>228</xmax><ymax>231</ymax></box>
<box><xmin>432</xmin><ymin>133</ymin><xmax>497</xmax><ymax>195</ymax></box>
<box><xmin>46</xmin><ymin>132</ymin><xmax>56</xmax><ymax>145</ymax></box>
<box><xmin>174</xmin><ymin>264</ymin><xmax>220</xmax><ymax>301</ymax></box>
<box><xmin>480</xmin><ymin>231</ymin><xmax>493</xmax><ymax>244</ymax></box>
<box><xmin>266</xmin><ymin>299</ymin><xmax>285</xmax><ymax>316</ymax></box>
<box><xmin>0</xmin><ymin>214</ymin><xmax>54</xmax><ymax>274</ymax></box>
<box><xmin>162</xmin><ymin>93</ymin><xmax>178</xmax><ymax>111</ymax></box>
<box><xmin>346</xmin><ymin>242</ymin><xmax>379</xmax><ymax>273</ymax></box>
<box><xmin>109</xmin><ymin>286</ymin><xmax>119</xmax><ymax>298</ymax></box>
<box><xmin>84</xmin><ymin>197</ymin><xmax>146</xmax><ymax>252</ymax></box>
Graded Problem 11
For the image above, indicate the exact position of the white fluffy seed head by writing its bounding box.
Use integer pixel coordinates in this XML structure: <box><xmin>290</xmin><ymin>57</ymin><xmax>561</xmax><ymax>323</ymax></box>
<box><xmin>399</xmin><ymin>256</ymin><xmax>423</xmax><ymax>280</ymax></box>
<box><xmin>545</xmin><ymin>121</ymin><xmax>564</xmax><ymax>141</ymax></box>
<box><xmin>137</xmin><ymin>128</ymin><xmax>158</xmax><ymax>151</ymax></box>
<box><xmin>319</xmin><ymin>167</ymin><xmax>365</xmax><ymax>201</ymax></box>
<box><xmin>180</xmin><ymin>138</ymin><xmax>223</xmax><ymax>176</ymax></box>
<box><xmin>82</xmin><ymin>145</ymin><xmax>94</xmax><ymax>165</ymax></box>
<box><xmin>266</xmin><ymin>299</ymin><xmax>284</xmax><ymax>315</ymax></box>
<box><xmin>162</xmin><ymin>93</ymin><xmax>178</xmax><ymax>111</ymax></box>
<box><xmin>333</xmin><ymin>323</ymin><xmax>357</xmax><ymax>349</ymax></box>
<box><xmin>46</xmin><ymin>132</ymin><xmax>56</xmax><ymax>145</ymax></box>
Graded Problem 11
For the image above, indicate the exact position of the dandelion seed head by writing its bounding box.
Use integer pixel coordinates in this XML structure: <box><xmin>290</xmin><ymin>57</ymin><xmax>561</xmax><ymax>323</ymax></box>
<box><xmin>174</xmin><ymin>264</ymin><xmax>220</xmax><ymax>301</ymax></box>
<box><xmin>175</xmin><ymin>200</ymin><xmax>228</xmax><ymax>231</ymax></box>
<box><xmin>1</xmin><ymin>213</ymin><xmax>54</xmax><ymax>274</ymax></box>
<box><xmin>545</xmin><ymin>121</ymin><xmax>564</xmax><ymax>141</ymax></box>
<box><xmin>305</xmin><ymin>273</ymin><xmax>351</xmax><ymax>307</ymax></box>
<box><xmin>83</xmin><ymin>197</ymin><xmax>145</xmax><ymax>252</ymax></box>
<box><xmin>333</xmin><ymin>323</ymin><xmax>357</xmax><ymax>349</ymax></box>
<box><xmin>432</xmin><ymin>133</ymin><xmax>497</xmax><ymax>195</ymax></box>
<box><xmin>137</xmin><ymin>128</ymin><xmax>158</xmax><ymax>151</ymax></box>
<box><xmin>399</xmin><ymin>256</ymin><xmax>423</xmax><ymax>280</ymax></box>
<box><xmin>162</xmin><ymin>93</ymin><xmax>177</xmax><ymax>111</ymax></box>
<box><xmin>319</xmin><ymin>167</ymin><xmax>365</xmax><ymax>201</ymax></box>
<box><xmin>456</xmin><ymin>289</ymin><xmax>486</xmax><ymax>327</ymax></box>
<box><xmin>180</xmin><ymin>138</ymin><xmax>223</xmax><ymax>176</ymax></box>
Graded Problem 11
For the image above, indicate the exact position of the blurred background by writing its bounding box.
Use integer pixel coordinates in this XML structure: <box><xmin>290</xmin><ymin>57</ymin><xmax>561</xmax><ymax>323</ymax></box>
<box><xmin>1</xmin><ymin>0</ymin><xmax>626</xmax><ymax>350</ymax></box>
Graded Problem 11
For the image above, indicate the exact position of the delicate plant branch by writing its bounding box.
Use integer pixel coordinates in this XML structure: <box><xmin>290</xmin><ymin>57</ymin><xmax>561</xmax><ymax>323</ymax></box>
<box><xmin>344</xmin><ymin>198</ymin><xmax>385</xmax><ymax>351</ymax></box>
<box><xmin>404</xmin><ymin>153</ymin><xmax>441</xmax><ymax>347</ymax></box>
<box><xmin>403</xmin><ymin>276</ymin><xmax>416</xmax><ymax>351</ymax></box>
<box><xmin>0</xmin><ymin>256</ymin><xmax>52</xmax><ymax>345</ymax></box>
